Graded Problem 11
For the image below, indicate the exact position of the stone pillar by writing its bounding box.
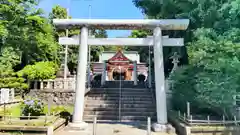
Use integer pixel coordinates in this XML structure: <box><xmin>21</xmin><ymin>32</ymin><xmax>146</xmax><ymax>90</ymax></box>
<box><xmin>40</xmin><ymin>81</ymin><xmax>44</xmax><ymax>89</ymax></box>
<box><xmin>101</xmin><ymin>61</ymin><xmax>107</xmax><ymax>85</ymax></box>
<box><xmin>71</xmin><ymin>27</ymin><xmax>88</xmax><ymax>129</ymax></box>
<box><xmin>34</xmin><ymin>81</ymin><xmax>38</xmax><ymax>89</ymax></box>
<box><xmin>131</xmin><ymin>71</ymin><xmax>134</xmax><ymax>81</ymax></box>
<box><xmin>152</xmin><ymin>27</ymin><xmax>168</xmax><ymax>131</ymax></box>
<box><xmin>105</xmin><ymin>71</ymin><xmax>109</xmax><ymax>81</ymax></box>
<box><xmin>47</xmin><ymin>81</ymin><xmax>51</xmax><ymax>89</ymax></box>
<box><xmin>133</xmin><ymin>61</ymin><xmax>137</xmax><ymax>85</ymax></box>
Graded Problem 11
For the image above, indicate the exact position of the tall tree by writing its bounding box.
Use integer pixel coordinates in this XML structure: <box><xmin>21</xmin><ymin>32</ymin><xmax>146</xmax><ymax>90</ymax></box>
<box><xmin>133</xmin><ymin>0</ymin><xmax>240</xmax><ymax>116</ymax></box>
<box><xmin>0</xmin><ymin>0</ymin><xmax>59</xmax><ymax>91</ymax></box>
<box><xmin>1</xmin><ymin>0</ymin><xmax>59</xmax><ymax>69</ymax></box>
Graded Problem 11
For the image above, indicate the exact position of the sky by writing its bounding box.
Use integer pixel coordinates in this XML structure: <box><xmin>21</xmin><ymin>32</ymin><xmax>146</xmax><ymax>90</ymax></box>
<box><xmin>39</xmin><ymin>0</ymin><xmax>144</xmax><ymax>37</ymax></box>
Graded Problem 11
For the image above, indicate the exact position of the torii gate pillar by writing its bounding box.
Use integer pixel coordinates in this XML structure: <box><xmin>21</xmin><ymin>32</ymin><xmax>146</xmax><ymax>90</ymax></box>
<box><xmin>69</xmin><ymin>27</ymin><xmax>88</xmax><ymax>129</ymax></box>
<box><xmin>152</xmin><ymin>27</ymin><xmax>169</xmax><ymax>131</ymax></box>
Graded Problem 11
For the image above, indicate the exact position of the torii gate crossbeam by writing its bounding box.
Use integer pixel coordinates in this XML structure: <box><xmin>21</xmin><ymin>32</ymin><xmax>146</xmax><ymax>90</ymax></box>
<box><xmin>59</xmin><ymin>37</ymin><xmax>184</xmax><ymax>46</ymax></box>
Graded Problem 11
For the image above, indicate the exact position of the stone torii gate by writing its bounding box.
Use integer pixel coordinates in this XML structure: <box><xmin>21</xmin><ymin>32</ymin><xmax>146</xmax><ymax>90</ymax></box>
<box><xmin>53</xmin><ymin>19</ymin><xmax>189</xmax><ymax>131</ymax></box>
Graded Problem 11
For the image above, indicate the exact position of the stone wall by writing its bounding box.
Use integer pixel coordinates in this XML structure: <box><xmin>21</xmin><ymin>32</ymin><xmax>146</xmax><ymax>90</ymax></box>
<box><xmin>27</xmin><ymin>90</ymin><xmax>75</xmax><ymax>105</ymax></box>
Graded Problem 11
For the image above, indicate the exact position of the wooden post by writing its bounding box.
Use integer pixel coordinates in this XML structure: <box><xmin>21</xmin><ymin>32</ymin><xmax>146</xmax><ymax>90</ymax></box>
<box><xmin>222</xmin><ymin>115</ymin><xmax>225</xmax><ymax>125</ymax></box>
<box><xmin>187</xmin><ymin>102</ymin><xmax>190</xmax><ymax>118</ymax></box>
<box><xmin>234</xmin><ymin>116</ymin><xmax>237</xmax><ymax>125</ymax></box>
<box><xmin>183</xmin><ymin>113</ymin><xmax>186</xmax><ymax>120</ymax></box>
<box><xmin>3</xmin><ymin>102</ymin><xmax>6</xmax><ymax>120</ymax></box>
<box><xmin>9</xmin><ymin>113</ymin><xmax>12</xmax><ymax>124</ymax></box>
<box><xmin>28</xmin><ymin>113</ymin><xmax>31</xmax><ymax>125</ymax></box>
<box><xmin>47</xmin><ymin>126</ymin><xmax>54</xmax><ymax>135</ymax></box>
<box><xmin>190</xmin><ymin>115</ymin><xmax>192</xmax><ymax>124</ymax></box>
<box><xmin>147</xmin><ymin>117</ymin><xmax>151</xmax><ymax>135</ymax></box>
<box><xmin>207</xmin><ymin>116</ymin><xmax>210</xmax><ymax>124</ymax></box>
<box><xmin>93</xmin><ymin>116</ymin><xmax>97</xmax><ymax>135</ymax></box>
<box><xmin>45</xmin><ymin>114</ymin><xmax>48</xmax><ymax>125</ymax></box>
<box><xmin>28</xmin><ymin>113</ymin><xmax>30</xmax><ymax>120</ymax></box>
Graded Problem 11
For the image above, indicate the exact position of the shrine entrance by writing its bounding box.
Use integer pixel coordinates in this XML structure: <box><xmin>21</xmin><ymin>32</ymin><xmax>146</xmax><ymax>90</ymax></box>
<box><xmin>112</xmin><ymin>71</ymin><xmax>125</xmax><ymax>80</ymax></box>
<box><xmin>111</xmin><ymin>65</ymin><xmax>129</xmax><ymax>80</ymax></box>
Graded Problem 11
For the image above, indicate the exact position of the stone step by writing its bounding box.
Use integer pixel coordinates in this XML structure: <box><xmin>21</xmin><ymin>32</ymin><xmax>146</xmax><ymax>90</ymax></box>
<box><xmin>89</xmin><ymin>90</ymin><xmax>152</xmax><ymax>94</ymax></box>
<box><xmin>86</xmin><ymin>97</ymin><xmax>153</xmax><ymax>101</ymax></box>
<box><xmin>85</xmin><ymin>103</ymin><xmax>155</xmax><ymax>108</ymax></box>
<box><xmin>87</xmin><ymin>94</ymin><xmax>153</xmax><ymax>98</ymax></box>
<box><xmin>85</xmin><ymin>100</ymin><xmax>154</xmax><ymax>104</ymax></box>
<box><xmin>90</xmin><ymin>88</ymin><xmax>151</xmax><ymax>91</ymax></box>
<box><xmin>83</xmin><ymin>114</ymin><xmax>119</xmax><ymax>121</ymax></box>
<box><xmin>84</xmin><ymin>111</ymin><xmax>156</xmax><ymax>116</ymax></box>
<box><xmin>83</xmin><ymin>115</ymin><xmax>156</xmax><ymax>121</ymax></box>
<box><xmin>84</xmin><ymin>107</ymin><xmax>156</xmax><ymax>112</ymax></box>
<box><xmin>102</xmin><ymin>86</ymin><xmax>149</xmax><ymax>89</ymax></box>
<box><xmin>88</xmin><ymin>92</ymin><xmax>152</xmax><ymax>96</ymax></box>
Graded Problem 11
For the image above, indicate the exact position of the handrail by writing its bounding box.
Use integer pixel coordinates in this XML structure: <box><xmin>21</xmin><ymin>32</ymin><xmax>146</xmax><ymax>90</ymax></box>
<box><xmin>118</xmin><ymin>74</ymin><xmax>122</xmax><ymax>122</ymax></box>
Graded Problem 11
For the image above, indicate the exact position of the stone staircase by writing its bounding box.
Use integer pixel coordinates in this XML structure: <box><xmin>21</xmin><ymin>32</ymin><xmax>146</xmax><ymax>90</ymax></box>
<box><xmin>91</xmin><ymin>81</ymin><xmax>150</xmax><ymax>88</ymax></box>
<box><xmin>83</xmin><ymin>81</ymin><xmax>156</xmax><ymax>122</ymax></box>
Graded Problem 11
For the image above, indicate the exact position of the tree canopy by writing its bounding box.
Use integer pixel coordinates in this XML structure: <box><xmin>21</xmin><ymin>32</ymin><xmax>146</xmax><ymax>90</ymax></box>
<box><xmin>0</xmin><ymin>0</ymin><xmax>60</xmax><ymax>92</ymax></box>
<box><xmin>133</xmin><ymin>0</ymin><xmax>240</xmax><ymax>117</ymax></box>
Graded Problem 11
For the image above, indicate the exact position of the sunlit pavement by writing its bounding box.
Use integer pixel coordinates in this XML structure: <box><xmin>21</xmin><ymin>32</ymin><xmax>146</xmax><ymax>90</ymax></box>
<box><xmin>55</xmin><ymin>123</ymin><xmax>176</xmax><ymax>135</ymax></box>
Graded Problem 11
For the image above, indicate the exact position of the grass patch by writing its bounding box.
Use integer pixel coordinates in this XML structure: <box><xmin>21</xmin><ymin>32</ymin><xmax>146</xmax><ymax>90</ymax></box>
<box><xmin>0</xmin><ymin>104</ymin><xmax>72</xmax><ymax>127</ymax></box>
<box><xmin>0</xmin><ymin>104</ymin><xmax>74</xmax><ymax>117</ymax></box>
<box><xmin>0</xmin><ymin>104</ymin><xmax>21</xmax><ymax>116</ymax></box>
<box><xmin>43</xmin><ymin>105</ymin><xmax>74</xmax><ymax>115</ymax></box>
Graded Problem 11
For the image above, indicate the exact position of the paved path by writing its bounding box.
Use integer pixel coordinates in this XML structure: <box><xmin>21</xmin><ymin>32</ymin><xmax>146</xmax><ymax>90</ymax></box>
<box><xmin>55</xmin><ymin>123</ymin><xmax>176</xmax><ymax>135</ymax></box>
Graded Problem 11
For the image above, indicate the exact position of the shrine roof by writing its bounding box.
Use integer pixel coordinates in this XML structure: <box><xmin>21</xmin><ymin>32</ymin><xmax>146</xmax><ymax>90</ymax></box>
<box><xmin>107</xmin><ymin>50</ymin><xmax>132</xmax><ymax>62</ymax></box>
<box><xmin>102</xmin><ymin>51</ymin><xmax>138</xmax><ymax>54</ymax></box>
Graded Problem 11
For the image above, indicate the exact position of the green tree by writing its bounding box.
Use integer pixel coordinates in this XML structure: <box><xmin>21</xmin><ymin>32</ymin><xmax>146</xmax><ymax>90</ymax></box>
<box><xmin>50</xmin><ymin>5</ymin><xmax>109</xmax><ymax>72</ymax></box>
<box><xmin>127</xmin><ymin>30</ymin><xmax>151</xmax><ymax>62</ymax></box>
<box><xmin>170</xmin><ymin>28</ymin><xmax>240</xmax><ymax>117</ymax></box>
<box><xmin>1</xmin><ymin>0</ymin><xmax>59</xmax><ymax>69</ymax></box>
<box><xmin>133</xmin><ymin>0</ymin><xmax>240</xmax><ymax>116</ymax></box>
<box><xmin>0</xmin><ymin>66</ymin><xmax>28</xmax><ymax>94</ymax></box>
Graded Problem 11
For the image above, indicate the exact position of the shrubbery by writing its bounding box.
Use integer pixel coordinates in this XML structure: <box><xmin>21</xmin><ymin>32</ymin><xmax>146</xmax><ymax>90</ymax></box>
<box><xmin>21</xmin><ymin>98</ymin><xmax>44</xmax><ymax>116</ymax></box>
<box><xmin>169</xmin><ymin>28</ymin><xmax>240</xmax><ymax>119</ymax></box>
<box><xmin>18</xmin><ymin>61</ymin><xmax>58</xmax><ymax>80</ymax></box>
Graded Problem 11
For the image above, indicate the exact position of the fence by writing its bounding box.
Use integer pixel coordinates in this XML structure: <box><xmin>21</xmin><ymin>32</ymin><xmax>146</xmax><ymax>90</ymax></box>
<box><xmin>0</xmin><ymin>113</ymin><xmax>61</xmax><ymax>126</ymax></box>
<box><xmin>172</xmin><ymin>102</ymin><xmax>240</xmax><ymax>126</ymax></box>
<box><xmin>31</xmin><ymin>78</ymin><xmax>76</xmax><ymax>90</ymax></box>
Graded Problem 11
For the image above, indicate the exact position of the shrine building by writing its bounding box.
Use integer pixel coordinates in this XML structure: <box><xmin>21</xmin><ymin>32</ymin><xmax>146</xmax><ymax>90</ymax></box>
<box><xmin>92</xmin><ymin>48</ymin><xmax>148</xmax><ymax>82</ymax></box>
